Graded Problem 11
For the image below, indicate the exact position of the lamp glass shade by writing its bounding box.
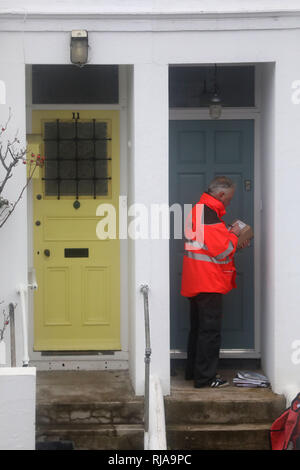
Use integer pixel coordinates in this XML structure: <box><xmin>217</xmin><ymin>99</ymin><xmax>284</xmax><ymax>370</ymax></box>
<box><xmin>209</xmin><ymin>94</ymin><xmax>222</xmax><ymax>119</ymax></box>
<box><xmin>71</xmin><ymin>37</ymin><xmax>88</xmax><ymax>66</ymax></box>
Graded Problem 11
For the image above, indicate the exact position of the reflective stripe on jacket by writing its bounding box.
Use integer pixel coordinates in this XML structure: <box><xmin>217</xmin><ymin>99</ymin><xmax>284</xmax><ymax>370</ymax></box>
<box><xmin>181</xmin><ymin>192</ymin><xmax>239</xmax><ymax>297</ymax></box>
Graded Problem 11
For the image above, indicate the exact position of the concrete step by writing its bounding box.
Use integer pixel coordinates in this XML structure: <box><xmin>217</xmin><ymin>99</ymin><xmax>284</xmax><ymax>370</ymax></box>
<box><xmin>166</xmin><ymin>367</ymin><xmax>286</xmax><ymax>450</ymax></box>
<box><xmin>35</xmin><ymin>368</ymin><xmax>286</xmax><ymax>450</ymax></box>
<box><xmin>167</xmin><ymin>423</ymin><xmax>272</xmax><ymax>450</ymax></box>
<box><xmin>165</xmin><ymin>390</ymin><xmax>286</xmax><ymax>425</ymax></box>
<box><xmin>37</xmin><ymin>401</ymin><xmax>144</xmax><ymax>426</ymax></box>
<box><xmin>36</xmin><ymin>423</ymin><xmax>144</xmax><ymax>450</ymax></box>
<box><xmin>36</xmin><ymin>370</ymin><xmax>144</xmax><ymax>425</ymax></box>
<box><xmin>35</xmin><ymin>370</ymin><xmax>145</xmax><ymax>450</ymax></box>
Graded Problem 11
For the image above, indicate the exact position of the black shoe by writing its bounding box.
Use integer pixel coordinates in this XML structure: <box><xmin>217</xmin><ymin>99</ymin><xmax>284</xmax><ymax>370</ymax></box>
<box><xmin>194</xmin><ymin>376</ymin><xmax>229</xmax><ymax>389</ymax></box>
<box><xmin>209</xmin><ymin>376</ymin><xmax>229</xmax><ymax>388</ymax></box>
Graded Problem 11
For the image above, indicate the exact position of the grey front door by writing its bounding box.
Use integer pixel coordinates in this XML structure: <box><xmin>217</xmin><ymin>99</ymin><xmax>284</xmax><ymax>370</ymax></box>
<box><xmin>169</xmin><ymin>119</ymin><xmax>254</xmax><ymax>351</ymax></box>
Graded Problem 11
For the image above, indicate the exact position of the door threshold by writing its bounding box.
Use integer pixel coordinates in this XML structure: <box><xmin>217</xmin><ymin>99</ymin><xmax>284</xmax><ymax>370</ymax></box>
<box><xmin>41</xmin><ymin>350</ymin><xmax>117</xmax><ymax>356</ymax></box>
<box><xmin>31</xmin><ymin>358</ymin><xmax>129</xmax><ymax>371</ymax></box>
<box><xmin>171</xmin><ymin>357</ymin><xmax>262</xmax><ymax>377</ymax></box>
<box><xmin>170</xmin><ymin>349</ymin><xmax>260</xmax><ymax>359</ymax></box>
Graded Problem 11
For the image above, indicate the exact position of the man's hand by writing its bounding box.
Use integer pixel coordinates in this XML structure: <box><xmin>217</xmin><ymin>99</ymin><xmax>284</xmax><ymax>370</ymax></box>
<box><xmin>229</xmin><ymin>223</ymin><xmax>242</xmax><ymax>237</ymax></box>
<box><xmin>239</xmin><ymin>240</ymin><xmax>251</xmax><ymax>249</ymax></box>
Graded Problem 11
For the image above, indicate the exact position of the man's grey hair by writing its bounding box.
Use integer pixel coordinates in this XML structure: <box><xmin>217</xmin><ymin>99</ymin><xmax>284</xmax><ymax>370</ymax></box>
<box><xmin>207</xmin><ymin>176</ymin><xmax>236</xmax><ymax>195</ymax></box>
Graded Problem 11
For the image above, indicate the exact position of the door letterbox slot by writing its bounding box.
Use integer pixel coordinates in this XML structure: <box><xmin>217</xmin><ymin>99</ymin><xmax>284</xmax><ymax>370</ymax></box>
<box><xmin>64</xmin><ymin>248</ymin><xmax>89</xmax><ymax>258</ymax></box>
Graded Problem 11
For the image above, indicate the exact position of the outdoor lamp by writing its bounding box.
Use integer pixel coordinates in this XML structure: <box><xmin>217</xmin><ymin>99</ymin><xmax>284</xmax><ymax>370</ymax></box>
<box><xmin>70</xmin><ymin>30</ymin><xmax>89</xmax><ymax>66</ymax></box>
<box><xmin>209</xmin><ymin>64</ymin><xmax>222</xmax><ymax>119</ymax></box>
<box><xmin>209</xmin><ymin>93</ymin><xmax>222</xmax><ymax>119</ymax></box>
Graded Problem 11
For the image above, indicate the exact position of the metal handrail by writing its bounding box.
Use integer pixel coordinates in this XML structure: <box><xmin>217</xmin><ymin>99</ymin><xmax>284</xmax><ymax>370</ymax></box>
<box><xmin>15</xmin><ymin>271</ymin><xmax>38</xmax><ymax>367</ymax></box>
<box><xmin>140</xmin><ymin>284</ymin><xmax>167</xmax><ymax>450</ymax></box>
<box><xmin>140</xmin><ymin>284</ymin><xmax>151</xmax><ymax>433</ymax></box>
<box><xmin>9</xmin><ymin>303</ymin><xmax>16</xmax><ymax>367</ymax></box>
<box><xmin>17</xmin><ymin>286</ymin><xmax>30</xmax><ymax>367</ymax></box>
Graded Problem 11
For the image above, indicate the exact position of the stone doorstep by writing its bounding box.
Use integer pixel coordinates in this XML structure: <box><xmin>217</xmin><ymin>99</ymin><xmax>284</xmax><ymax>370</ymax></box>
<box><xmin>36</xmin><ymin>422</ymin><xmax>272</xmax><ymax>451</ymax></box>
<box><xmin>36</xmin><ymin>401</ymin><xmax>144</xmax><ymax>426</ymax></box>
<box><xmin>36</xmin><ymin>370</ymin><xmax>139</xmax><ymax>405</ymax></box>
<box><xmin>166</xmin><ymin>368</ymin><xmax>285</xmax><ymax>450</ymax></box>
<box><xmin>165</xmin><ymin>393</ymin><xmax>286</xmax><ymax>425</ymax></box>
<box><xmin>36</xmin><ymin>394</ymin><xmax>286</xmax><ymax>427</ymax></box>
<box><xmin>36</xmin><ymin>370</ymin><xmax>144</xmax><ymax>425</ymax></box>
<box><xmin>35</xmin><ymin>369</ymin><xmax>286</xmax><ymax>450</ymax></box>
<box><xmin>166</xmin><ymin>423</ymin><xmax>273</xmax><ymax>451</ymax></box>
<box><xmin>36</xmin><ymin>423</ymin><xmax>144</xmax><ymax>451</ymax></box>
<box><xmin>36</xmin><ymin>370</ymin><xmax>145</xmax><ymax>448</ymax></box>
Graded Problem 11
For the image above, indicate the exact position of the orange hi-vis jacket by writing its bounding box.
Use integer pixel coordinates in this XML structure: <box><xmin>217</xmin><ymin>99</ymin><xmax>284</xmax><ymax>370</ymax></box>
<box><xmin>181</xmin><ymin>192</ymin><xmax>239</xmax><ymax>297</ymax></box>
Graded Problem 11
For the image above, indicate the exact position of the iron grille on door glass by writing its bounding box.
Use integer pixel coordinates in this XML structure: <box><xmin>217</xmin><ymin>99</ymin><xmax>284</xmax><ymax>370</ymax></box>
<box><xmin>43</xmin><ymin>119</ymin><xmax>112</xmax><ymax>199</ymax></box>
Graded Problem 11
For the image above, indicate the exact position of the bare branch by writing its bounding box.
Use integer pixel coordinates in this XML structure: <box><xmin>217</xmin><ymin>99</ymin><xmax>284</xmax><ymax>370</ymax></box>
<box><xmin>0</xmin><ymin>108</ymin><xmax>44</xmax><ymax>228</ymax></box>
<box><xmin>0</xmin><ymin>166</ymin><xmax>35</xmax><ymax>228</ymax></box>
<box><xmin>0</xmin><ymin>109</ymin><xmax>43</xmax><ymax>229</ymax></box>
<box><xmin>0</xmin><ymin>107</ymin><xmax>12</xmax><ymax>138</ymax></box>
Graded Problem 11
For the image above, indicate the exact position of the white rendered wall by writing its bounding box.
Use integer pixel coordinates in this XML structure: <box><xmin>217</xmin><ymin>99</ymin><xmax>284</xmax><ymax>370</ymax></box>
<box><xmin>129</xmin><ymin>63</ymin><xmax>170</xmax><ymax>395</ymax></box>
<box><xmin>260</xmin><ymin>63</ymin><xmax>276</xmax><ymax>387</ymax></box>
<box><xmin>127</xmin><ymin>66</ymin><xmax>136</xmax><ymax>387</ymax></box>
<box><xmin>272</xmin><ymin>52</ymin><xmax>300</xmax><ymax>396</ymax></box>
<box><xmin>0</xmin><ymin>54</ymin><xmax>28</xmax><ymax>367</ymax></box>
<box><xmin>257</xmin><ymin>53</ymin><xmax>300</xmax><ymax>398</ymax></box>
<box><xmin>0</xmin><ymin>38</ymin><xmax>36</xmax><ymax>453</ymax></box>
<box><xmin>1</xmin><ymin>0</ymin><xmax>299</xmax><ymax>14</ymax></box>
<box><xmin>0</xmin><ymin>368</ymin><xmax>36</xmax><ymax>450</ymax></box>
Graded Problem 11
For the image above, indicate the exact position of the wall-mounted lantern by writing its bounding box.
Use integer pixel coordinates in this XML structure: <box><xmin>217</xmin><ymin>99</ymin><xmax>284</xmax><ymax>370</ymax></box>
<box><xmin>70</xmin><ymin>30</ymin><xmax>89</xmax><ymax>67</ymax></box>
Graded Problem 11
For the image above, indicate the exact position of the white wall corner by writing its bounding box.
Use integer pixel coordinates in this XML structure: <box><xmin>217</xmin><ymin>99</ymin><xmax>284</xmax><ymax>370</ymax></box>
<box><xmin>0</xmin><ymin>367</ymin><xmax>36</xmax><ymax>450</ymax></box>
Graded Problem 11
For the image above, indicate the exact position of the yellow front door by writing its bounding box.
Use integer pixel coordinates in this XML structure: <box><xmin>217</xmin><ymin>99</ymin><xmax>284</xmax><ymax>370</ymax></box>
<box><xmin>30</xmin><ymin>110</ymin><xmax>120</xmax><ymax>351</ymax></box>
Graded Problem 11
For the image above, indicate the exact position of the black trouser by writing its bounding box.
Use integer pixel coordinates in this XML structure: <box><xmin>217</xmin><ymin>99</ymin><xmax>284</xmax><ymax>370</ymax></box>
<box><xmin>186</xmin><ymin>293</ymin><xmax>223</xmax><ymax>385</ymax></box>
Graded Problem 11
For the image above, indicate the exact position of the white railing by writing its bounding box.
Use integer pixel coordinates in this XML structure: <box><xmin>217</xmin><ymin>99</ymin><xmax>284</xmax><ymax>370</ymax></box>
<box><xmin>140</xmin><ymin>284</ymin><xmax>167</xmax><ymax>450</ymax></box>
<box><xmin>16</xmin><ymin>268</ymin><xmax>38</xmax><ymax>367</ymax></box>
<box><xmin>17</xmin><ymin>285</ymin><xmax>30</xmax><ymax>367</ymax></box>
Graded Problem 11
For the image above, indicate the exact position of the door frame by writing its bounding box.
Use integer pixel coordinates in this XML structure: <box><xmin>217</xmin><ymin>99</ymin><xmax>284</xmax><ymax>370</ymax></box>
<box><xmin>26</xmin><ymin>65</ymin><xmax>130</xmax><ymax>369</ymax></box>
<box><xmin>169</xmin><ymin>108</ymin><xmax>261</xmax><ymax>359</ymax></box>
